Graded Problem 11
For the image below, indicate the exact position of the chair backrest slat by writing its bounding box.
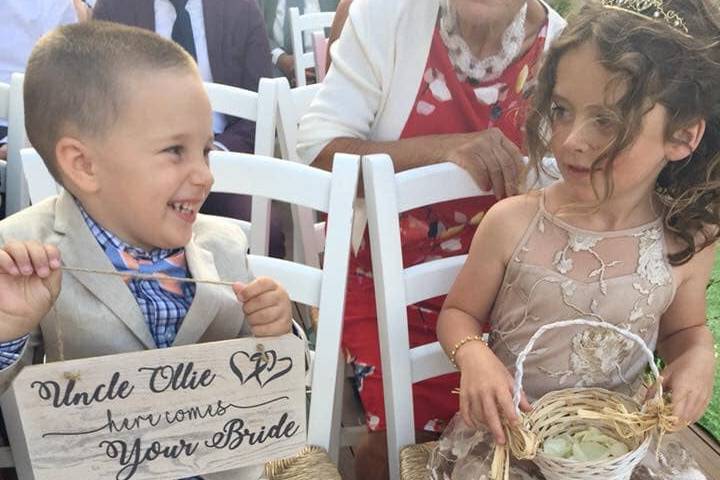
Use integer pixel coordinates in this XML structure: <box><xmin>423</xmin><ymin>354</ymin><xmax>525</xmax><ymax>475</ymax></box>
<box><xmin>364</xmin><ymin>153</ymin><xmax>558</xmax><ymax>480</ymax></box>
<box><xmin>289</xmin><ymin>8</ymin><xmax>335</xmax><ymax>87</ymax></box>
<box><xmin>5</xmin><ymin>73</ymin><xmax>29</xmax><ymax>215</ymax></box>
<box><xmin>211</xmin><ymin>152</ymin><xmax>331</xmax><ymax>212</ymax></box>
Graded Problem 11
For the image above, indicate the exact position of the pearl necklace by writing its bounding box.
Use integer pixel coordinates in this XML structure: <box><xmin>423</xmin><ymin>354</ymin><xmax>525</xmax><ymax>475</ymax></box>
<box><xmin>439</xmin><ymin>0</ymin><xmax>528</xmax><ymax>83</ymax></box>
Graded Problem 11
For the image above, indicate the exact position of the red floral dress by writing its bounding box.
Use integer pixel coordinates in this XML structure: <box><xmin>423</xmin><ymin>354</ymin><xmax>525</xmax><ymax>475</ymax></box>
<box><xmin>343</xmin><ymin>24</ymin><xmax>548</xmax><ymax>433</ymax></box>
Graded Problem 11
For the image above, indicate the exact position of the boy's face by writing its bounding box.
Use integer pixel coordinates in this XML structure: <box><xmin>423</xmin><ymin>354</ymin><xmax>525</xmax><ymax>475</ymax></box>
<box><xmin>82</xmin><ymin>69</ymin><xmax>214</xmax><ymax>251</ymax></box>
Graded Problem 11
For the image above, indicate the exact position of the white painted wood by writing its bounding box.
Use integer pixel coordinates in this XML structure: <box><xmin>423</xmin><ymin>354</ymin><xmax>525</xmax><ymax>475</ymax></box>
<box><xmin>21</xmin><ymin>148</ymin><xmax>60</xmax><ymax>205</ymax></box>
<box><xmin>409</xmin><ymin>342</ymin><xmax>455</xmax><ymax>385</ymax></box>
<box><xmin>247</xmin><ymin>255</ymin><xmax>323</xmax><ymax>308</ymax></box>
<box><xmin>1</xmin><ymin>336</ymin><xmax>306</xmax><ymax>479</ymax></box>
<box><xmin>403</xmin><ymin>256</ymin><xmax>466</xmax><ymax>306</ymax></box>
<box><xmin>362</xmin><ymin>155</ymin><xmax>559</xmax><ymax>480</ymax></box>
<box><xmin>395</xmin><ymin>156</ymin><xmax>558</xmax><ymax>213</ymax></box>
<box><xmin>289</xmin><ymin>8</ymin><xmax>335</xmax><ymax>87</ymax></box>
<box><xmin>209</xmin><ymin>151</ymin><xmax>359</xmax><ymax>463</ymax></box>
<box><xmin>0</xmin><ymin>83</ymin><xmax>10</xmax><ymax>119</ymax></box>
<box><xmin>204</xmin><ymin>82</ymin><xmax>259</xmax><ymax>122</ymax></box>
<box><xmin>275</xmin><ymin>80</ymin><xmax>325</xmax><ymax>269</ymax></box>
<box><xmin>5</xmin><ymin>73</ymin><xmax>30</xmax><ymax>215</ymax></box>
<box><xmin>204</xmin><ymin>78</ymin><xmax>280</xmax><ymax>257</ymax></box>
<box><xmin>211</xmin><ymin>152</ymin><xmax>331</xmax><ymax>213</ymax></box>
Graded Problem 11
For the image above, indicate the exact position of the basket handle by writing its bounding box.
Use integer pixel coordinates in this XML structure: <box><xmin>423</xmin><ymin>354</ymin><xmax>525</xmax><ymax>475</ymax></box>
<box><xmin>512</xmin><ymin>319</ymin><xmax>662</xmax><ymax>415</ymax></box>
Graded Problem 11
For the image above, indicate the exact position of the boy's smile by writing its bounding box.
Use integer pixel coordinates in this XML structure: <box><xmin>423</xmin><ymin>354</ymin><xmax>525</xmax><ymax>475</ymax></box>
<box><xmin>77</xmin><ymin>68</ymin><xmax>214</xmax><ymax>251</ymax></box>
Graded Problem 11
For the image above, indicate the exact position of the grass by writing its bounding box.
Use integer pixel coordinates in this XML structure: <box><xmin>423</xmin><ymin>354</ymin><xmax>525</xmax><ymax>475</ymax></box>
<box><xmin>699</xmin><ymin>249</ymin><xmax>720</xmax><ymax>440</ymax></box>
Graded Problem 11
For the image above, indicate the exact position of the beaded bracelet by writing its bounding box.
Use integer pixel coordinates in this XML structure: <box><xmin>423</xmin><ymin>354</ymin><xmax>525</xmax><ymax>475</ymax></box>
<box><xmin>449</xmin><ymin>334</ymin><xmax>485</xmax><ymax>368</ymax></box>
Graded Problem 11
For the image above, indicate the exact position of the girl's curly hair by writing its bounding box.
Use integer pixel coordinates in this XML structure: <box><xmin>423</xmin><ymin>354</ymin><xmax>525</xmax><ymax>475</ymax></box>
<box><xmin>526</xmin><ymin>0</ymin><xmax>720</xmax><ymax>265</ymax></box>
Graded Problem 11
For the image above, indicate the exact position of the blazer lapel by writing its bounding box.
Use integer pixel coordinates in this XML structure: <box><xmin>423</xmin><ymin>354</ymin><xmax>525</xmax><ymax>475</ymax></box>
<box><xmin>54</xmin><ymin>192</ymin><xmax>156</xmax><ymax>349</ymax></box>
<box><xmin>171</xmin><ymin>237</ymin><xmax>223</xmax><ymax>346</ymax></box>
<box><xmin>203</xmin><ymin>0</ymin><xmax>224</xmax><ymax>82</ymax></box>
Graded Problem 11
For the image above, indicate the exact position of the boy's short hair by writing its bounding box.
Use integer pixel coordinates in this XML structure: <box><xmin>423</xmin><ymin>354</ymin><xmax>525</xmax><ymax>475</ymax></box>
<box><xmin>24</xmin><ymin>21</ymin><xmax>198</xmax><ymax>183</ymax></box>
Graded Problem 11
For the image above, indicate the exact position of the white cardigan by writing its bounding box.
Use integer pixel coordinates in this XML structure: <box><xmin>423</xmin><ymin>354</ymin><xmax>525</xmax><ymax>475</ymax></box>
<box><xmin>297</xmin><ymin>0</ymin><xmax>566</xmax><ymax>164</ymax></box>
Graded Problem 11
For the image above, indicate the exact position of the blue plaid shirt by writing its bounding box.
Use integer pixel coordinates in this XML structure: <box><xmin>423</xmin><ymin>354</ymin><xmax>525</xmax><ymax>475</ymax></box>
<box><xmin>78</xmin><ymin>207</ymin><xmax>197</xmax><ymax>349</ymax></box>
<box><xmin>0</xmin><ymin>207</ymin><xmax>203</xmax><ymax>479</ymax></box>
<box><xmin>0</xmin><ymin>206</ymin><xmax>196</xmax><ymax>357</ymax></box>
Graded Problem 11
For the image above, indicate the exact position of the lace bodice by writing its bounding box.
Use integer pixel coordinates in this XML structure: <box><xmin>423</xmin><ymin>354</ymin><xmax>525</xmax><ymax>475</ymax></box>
<box><xmin>489</xmin><ymin>195</ymin><xmax>676</xmax><ymax>401</ymax></box>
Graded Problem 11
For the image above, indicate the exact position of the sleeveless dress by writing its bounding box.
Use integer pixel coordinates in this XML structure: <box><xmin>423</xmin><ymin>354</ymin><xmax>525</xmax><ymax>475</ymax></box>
<box><xmin>342</xmin><ymin>22</ymin><xmax>549</xmax><ymax>433</ymax></box>
<box><xmin>428</xmin><ymin>194</ymin><xmax>707</xmax><ymax>479</ymax></box>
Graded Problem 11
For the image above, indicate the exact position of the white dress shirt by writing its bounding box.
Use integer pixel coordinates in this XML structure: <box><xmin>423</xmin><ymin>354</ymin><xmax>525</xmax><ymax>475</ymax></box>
<box><xmin>0</xmin><ymin>0</ymin><xmax>77</xmax><ymax>126</ymax></box>
<box><xmin>271</xmin><ymin>0</ymin><xmax>321</xmax><ymax>64</ymax></box>
<box><xmin>154</xmin><ymin>0</ymin><xmax>226</xmax><ymax>135</ymax></box>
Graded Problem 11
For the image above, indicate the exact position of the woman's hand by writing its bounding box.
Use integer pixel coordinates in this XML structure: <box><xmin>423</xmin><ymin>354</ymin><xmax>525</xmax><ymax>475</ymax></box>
<box><xmin>660</xmin><ymin>347</ymin><xmax>715</xmax><ymax>424</ymax></box>
<box><xmin>447</xmin><ymin>127</ymin><xmax>524</xmax><ymax>199</ymax></box>
<box><xmin>456</xmin><ymin>341</ymin><xmax>531</xmax><ymax>444</ymax></box>
<box><xmin>0</xmin><ymin>241</ymin><xmax>62</xmax><ymax>341</ymax></box>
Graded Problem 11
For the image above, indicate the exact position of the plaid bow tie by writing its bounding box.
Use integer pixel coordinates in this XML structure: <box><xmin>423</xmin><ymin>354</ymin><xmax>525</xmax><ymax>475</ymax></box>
<box><xmin>104</xmin><ymin>246</ymin><xmax>189</xmax><ymax>296</ymax></box>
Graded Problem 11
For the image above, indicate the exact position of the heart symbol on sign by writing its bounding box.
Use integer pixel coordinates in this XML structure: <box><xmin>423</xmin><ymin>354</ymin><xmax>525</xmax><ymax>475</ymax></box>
<box><xmin>229</xmin><ymin>350</ymin><xmax>293</xmax><ymax>388</ymax></box>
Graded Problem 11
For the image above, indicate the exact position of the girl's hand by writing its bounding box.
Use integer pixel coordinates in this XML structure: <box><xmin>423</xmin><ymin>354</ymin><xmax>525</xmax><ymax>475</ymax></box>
<box><xmin>660</xmin><ymin>348</ymin><xmax>715</xmax><ymax>424</ymax></box>
<box><xmin>233</xmin><ymin>277</ymin><xmax>292</xmax><ymax>337</ymax></box>
<box><xmin>0</xmin><ymin>241</ymin><xmax>62</xmax><ymax>341</ymax></box>
<box><xmin>456</xmin><ymin>341</ymin><xmax>531</xmax><ymax>444</ymax></box>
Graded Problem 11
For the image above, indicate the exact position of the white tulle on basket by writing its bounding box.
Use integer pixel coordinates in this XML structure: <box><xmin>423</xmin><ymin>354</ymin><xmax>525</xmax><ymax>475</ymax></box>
<box><xmin>488</xmin><ymin>319</ymin><xmax>682</xmax><ymax>480</ymax></box>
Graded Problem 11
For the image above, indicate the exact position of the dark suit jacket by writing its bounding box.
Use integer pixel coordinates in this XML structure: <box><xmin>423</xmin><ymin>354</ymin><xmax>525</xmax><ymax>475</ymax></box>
<box><xmin>93</xmin><ymin>0</ymin><xmax>273</xmax><ymax>153</ymax></box>
<box><xmin>260</xmin><ymin>0</ymin><xmax>339</xmax><ymax>54</ymax></box>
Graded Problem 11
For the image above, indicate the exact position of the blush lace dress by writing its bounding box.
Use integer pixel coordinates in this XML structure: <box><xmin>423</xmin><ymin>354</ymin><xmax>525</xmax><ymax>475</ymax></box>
<box><xmin>428</xmin><ymin>194</ymin><xmax>707</xmax><ymax>480</ymax></box>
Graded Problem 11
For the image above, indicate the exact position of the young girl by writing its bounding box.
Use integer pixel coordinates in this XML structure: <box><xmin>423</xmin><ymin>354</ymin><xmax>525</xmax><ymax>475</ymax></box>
<box><xmin>430</xmin><ymin>0</ymin><xmax>720</xmax><ymax>478</ymax></box>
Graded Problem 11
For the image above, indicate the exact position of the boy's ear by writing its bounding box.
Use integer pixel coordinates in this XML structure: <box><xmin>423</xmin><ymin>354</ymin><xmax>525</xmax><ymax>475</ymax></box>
<box><xmin>665</xmin><ymin>118</ymin><xmax>706</xmax><ymax>162</ymax></box>
<box><xmin>54</xmin><ymin>136</ymin><xmax>100</xmax><ymax>193</ymax></box>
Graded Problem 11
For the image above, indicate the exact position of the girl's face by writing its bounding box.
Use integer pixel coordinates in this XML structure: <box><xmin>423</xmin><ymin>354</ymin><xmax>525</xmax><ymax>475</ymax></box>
<box><xmin>548</xmin><ymin>42</ymin><xmax>673</xmax><ymax>204</ymax></box>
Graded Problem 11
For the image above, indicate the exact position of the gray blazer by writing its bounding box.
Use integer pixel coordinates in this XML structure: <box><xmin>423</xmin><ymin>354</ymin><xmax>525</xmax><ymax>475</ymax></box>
<box><xmin>0</xmin><ymin>191</ymin><xmax>264</xmax><ymax>478</ymax></box>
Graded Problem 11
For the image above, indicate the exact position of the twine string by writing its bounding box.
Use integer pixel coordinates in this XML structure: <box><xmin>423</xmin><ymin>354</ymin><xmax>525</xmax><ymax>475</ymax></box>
<box><xmin>60</xmin><ymin>265</ymin><xmax>237</xmax><ymax>287</ymax></box>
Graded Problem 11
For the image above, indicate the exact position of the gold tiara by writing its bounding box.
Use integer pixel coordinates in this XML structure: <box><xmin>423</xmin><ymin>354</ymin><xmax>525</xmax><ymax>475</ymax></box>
<box><xmin>602</xmin><ymin>0</ymin><xmax>689</xmax><ymax>34</ymax></box>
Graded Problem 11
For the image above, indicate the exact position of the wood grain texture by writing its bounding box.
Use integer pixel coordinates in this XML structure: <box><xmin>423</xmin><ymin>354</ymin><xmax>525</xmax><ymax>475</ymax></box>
<box><xmin>1</xmin><ymin>336</ymin><xmax>306</xmax><ymax>480</ymax></box>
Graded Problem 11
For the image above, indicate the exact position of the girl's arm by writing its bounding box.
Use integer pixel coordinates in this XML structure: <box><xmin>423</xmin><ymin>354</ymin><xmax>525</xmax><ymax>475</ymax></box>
<box><xmin>437</xmin><ymin>196</ymin><xmax>534</xmax><ymax>443</ymax></box>
<box><xmin>657</xmin><ymin>243</ymin><xmax>717</xmax><ymax>423</ymax></box>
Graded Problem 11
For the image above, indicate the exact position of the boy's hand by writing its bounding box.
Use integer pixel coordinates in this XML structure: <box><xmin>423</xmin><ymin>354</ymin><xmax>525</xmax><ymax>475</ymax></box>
<box><xmin>456</xmin><ymin>341</ymin><xmax>531</xmax><ymax>444</ymax></box>
<box><xmin>0</xmin><ymin>241</ymin><xmax>62</xmax><ymax>341</ymax></box>
<box><xmin>233</xmin><ymin>277</ymin><xmax>292</xmax><ymax>337</ymax></box>
<box><xmin>659</xmin><ymin>349</ymin><xmax>715</xmax><ymax>424</ymax></box>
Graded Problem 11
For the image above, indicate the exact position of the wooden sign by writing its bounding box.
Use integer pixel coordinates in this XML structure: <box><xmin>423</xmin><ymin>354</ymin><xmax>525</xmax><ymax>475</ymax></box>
<box><xmin>1</xmin><ymin>335</ymin><xmax>306</xmax><ymax>480</ymax></box>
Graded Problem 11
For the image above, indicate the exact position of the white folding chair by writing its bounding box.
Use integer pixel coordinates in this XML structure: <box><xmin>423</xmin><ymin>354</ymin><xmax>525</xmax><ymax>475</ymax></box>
<box><xmin>363</xmin><ymin>154</ymin><xmax>558</xmax><ymax>480</ymax></box>
<box><xmin>20</xmin><ymin>148</ymin><xmax>60</xmax><ymax>205</ymax></box>
<box><xmin>289</xmin><ymin>7</ymin><xmax>335</xmax><ymax>87</ymax></box>
<box><xmin>204</xmin><ymin>77</ymin><xmax>281</xmax><ymax>255</ymax></box>
<box><xmin>1</xmin><ymin>73</ymin><xmax>30</xmax><ymax>216</ymax></box>
<box><xmin>276</xmin><ymin>79</ymin><xmax>324</xmax><ymax>267</ymax></box>
<box><xmin>210</xmin><ymin>150</ymin><xmax>359</xmax><ymax>461</ymax></box>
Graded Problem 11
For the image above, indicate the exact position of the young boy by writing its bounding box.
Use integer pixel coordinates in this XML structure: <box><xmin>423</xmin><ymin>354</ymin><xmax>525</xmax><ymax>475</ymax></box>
<box><xmin>0</xmin><ymin>22</ymin><xmax>291</xmax><ymax>479</ymax></box>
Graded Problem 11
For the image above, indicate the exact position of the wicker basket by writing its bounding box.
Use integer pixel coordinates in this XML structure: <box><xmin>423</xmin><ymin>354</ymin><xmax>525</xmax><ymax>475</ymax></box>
<box><xmin>264</xmin><ymin>446</ymin><xmax>341</xmax><ymax>480</ymax></box>
<box><xmin>493</xmin><ymin>319</ymin><xmax>679</xmax><ymax>480</ymax></box>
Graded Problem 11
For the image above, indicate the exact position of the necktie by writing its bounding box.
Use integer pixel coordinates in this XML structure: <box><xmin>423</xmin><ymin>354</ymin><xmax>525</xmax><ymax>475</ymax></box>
<box><xmin>169</xmin><ymin>0</ymin><xmax>197</xmax><ymax>60</ymax></box>
<box><xmin>105</xmin><ymin>246</ymin><xmax>189</xmax><ymax>296</ymax></box>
